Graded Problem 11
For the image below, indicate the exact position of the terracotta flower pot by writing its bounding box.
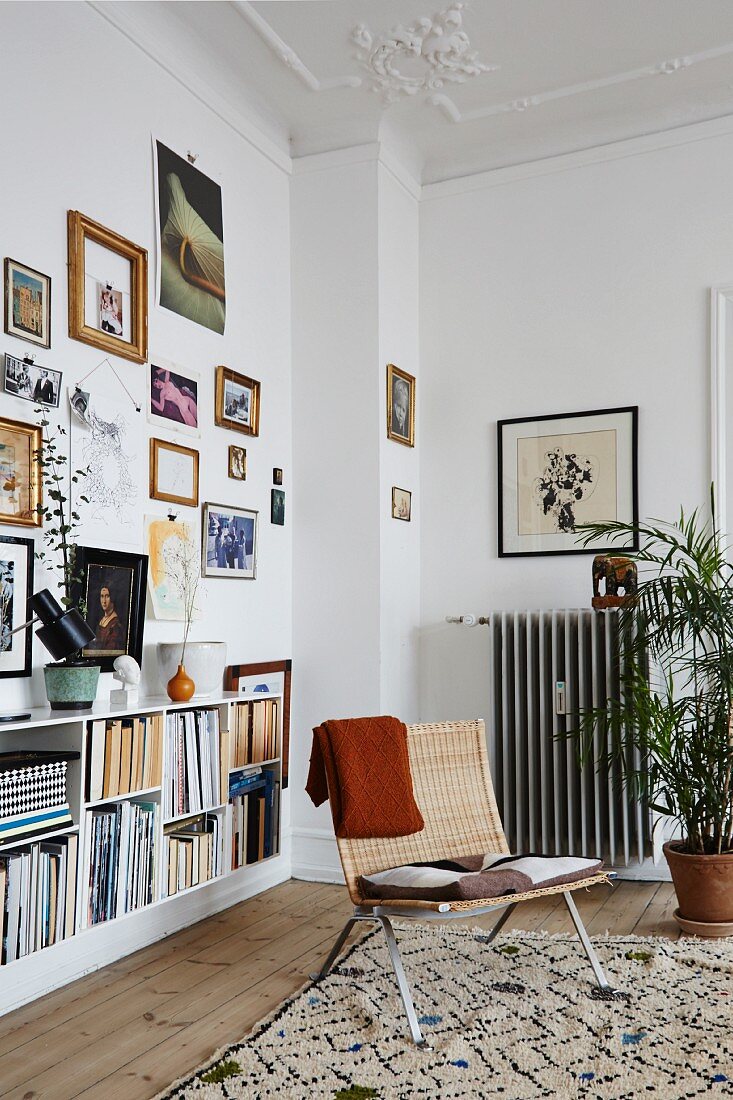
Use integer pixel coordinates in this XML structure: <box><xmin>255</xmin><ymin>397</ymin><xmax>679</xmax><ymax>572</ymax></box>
<box><xmin>664</xmin><ymin>841</ymin><xmax>733</xmax><ymax>934</ymax></box>
<box><xmin>166</xmin><ymin>663</ymin><xmax>195</xmax><ymax>703</ymax></box>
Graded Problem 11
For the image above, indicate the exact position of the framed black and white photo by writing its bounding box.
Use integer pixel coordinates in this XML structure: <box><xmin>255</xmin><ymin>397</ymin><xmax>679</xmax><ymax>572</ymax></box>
<box><xmin>215</xmin><ymin>366</ymin><xmax>260</xmax><ymax>437</ymax></box>
<box><xmin>0</xmin><ymin>535</ymin><xmax>33</xmax><ymax>678</ymax></box>
<box><xmin>4</xmin><ymin>258</ymin><xmax>51</xmax><ymax>349</ymax></box>
<box><xmin>147</xmin><ymin>359</ymin><xmax>200</xmax><ymax>438</ymax></box>
<box><xmin>4</xmin><ymin>353</ymin><xmax>61</xmax><ymax>408</ymax></box>
<box><xmin>202</xmin><ymin>502</ymin><xmax>257</xmax><ymax>579</ymax></box>
<box><xmin>386</xmin><ymin>363</ymin><xmax>415</xmax><ymax>447</ymax></box>
<box><xmin>73</xmin><ymin>547</ymin><xmax>148</xmax><ymax>671</ymax></box>
<box><xmin>498</xmin><ymin>406</ymin><xmax>638</xmax><ymax>557</ymax></box>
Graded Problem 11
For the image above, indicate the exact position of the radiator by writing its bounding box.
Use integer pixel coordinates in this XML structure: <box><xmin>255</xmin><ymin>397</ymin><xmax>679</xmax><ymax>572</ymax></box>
<box><xmin>487</xmin><ymin>609</ymin><xmax>650</xmax><ymax>868</ymax></box>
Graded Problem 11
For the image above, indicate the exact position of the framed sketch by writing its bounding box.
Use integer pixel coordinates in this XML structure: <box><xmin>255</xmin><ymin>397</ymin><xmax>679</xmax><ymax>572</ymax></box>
<box><xmin>202</xmin><ymin>502</ymin><xmax>257</xmax><ymax>579</ymax></box>
<box><xmin>154</xmin><ymin>139</ymin><xmax>225</xmax><ymax>335</ymax></box>
<box><xmin>0</xmin><ymin>416</ymin><xmax>42</xmax><ymax>528</ymax></box>
<box><xmin>386</xmin><ymin>363</ymin><xmax>415</xmax><ymax>447</ymax></box>
<box><xmin>228</xmin><ymin>445</ymin><xmax>246</xmax><ymax>481</ymax></box>
<box><xmin>4</xmin><ymin>353</ymin><xmax>61</xmax><ymax>408</ymax></box>
<box><xmin>144</xmin><ymin>514</ymin><xmax>200</xmax><ymax>621</ymax></box>
<box><xmin>4</xmin><ymin>258</ymin><xmax>51</xmax><ymax>349</ymax></box>
<box><xmin>0</xmin><ymin>535</ymin><xmax>33</xmax><ymax>678</ymax></box>
<box><xmin>392</xmin><ymin>486</ymin><xmax>412</xmax><ymax>522</ymax></box>
<box><xmin>149</xmin><ymin>438</ymin><xmax>199</xmax><ymax>508</ymax></box>
<box><xmin>147</xmin><ymin>359</ymin><xmax>200</xmax><ymax>438</ymax></box>
<box><xmin>215</xmin><ymin>366</ymin><xmax>260</xmax><ymax>437</ymax></box>
<box><xmin>73</xmin><ymin>547</ymin><xmax>148</xmax><ymax>672</ymax></box>
<box><xmin>498</xmin><ymin>406</ymin><xmax>639</xmax><ymax>557</ymax></box>
<box><xmin>271</xmin><ymin>488</ymin><xmax>285</xmax><ymax>526</ymax></box>
<box><xmin>67</xmin><ymin>210</ymin><xmax>148</xmax><ymax>363</ymax></box>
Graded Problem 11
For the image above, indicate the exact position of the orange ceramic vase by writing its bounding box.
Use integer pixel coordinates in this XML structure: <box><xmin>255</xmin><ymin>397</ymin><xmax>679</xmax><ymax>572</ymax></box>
<box><xmin>167</xmin><ymin>663</ymin><xmax>195</xmax><ymax>702</ymax></box>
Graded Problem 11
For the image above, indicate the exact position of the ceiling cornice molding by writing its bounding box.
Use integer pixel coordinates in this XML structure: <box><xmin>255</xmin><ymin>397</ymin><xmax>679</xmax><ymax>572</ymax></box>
<box><xmin>291</xmin><ymin>142</ymin><xmax>421</xmax><ymax>200</ymax></box>
<box><xmin>428</xmin><ymin>41</ymin><xmax>733</xmax><ymax>124</ymax></box>
<box><xmin>234</xmin><ymin>1</ymin><xmax>361</xmax><ymax>92</ymax></box>
<box><xmin>86</xmin><ymin>0</ymin><xmax>292</xmax><ymax>175</ymax></box>
<box><xmin>422</xmin><ymin>112</ymin><xmax>733</xmax><ymax>199</ymax></box>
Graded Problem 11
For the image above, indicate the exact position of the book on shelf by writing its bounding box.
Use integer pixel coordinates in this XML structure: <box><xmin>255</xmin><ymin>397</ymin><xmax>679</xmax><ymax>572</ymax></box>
<box><xmin>164</xmin><ymin>709</ymin><xmax>222</xmax><ymax>820</ymax></box>
<box><xmin>0</xmin><ymin>804</ymin><xmax>73</xmax><ymax>842</ymax></box>
<box><xmin>0</xmin><ymin>833</ymin><xmax>78</xmax><ymax>964</ymax></box>
<box><xmin>230</xmin><ymin>770</ymin><xmax>280</xmax><ymax>869</ymax></box>
<box><xmin>231</xmin><ymin>698</ymin><xmax>280</xmax><ymax>767</ymax></box>
<box><xmin>87</xmin><ymin>715</ymin><xmax>163</xmax><ymax>802</ymax></box>
<box><xmin>87</xmin><ymin>800</ymin><xmax>156</xmax><ymax>926</ymax></box>
<box><xmin>164</xmin><ymin>812</ymin><xmax>222</xmax><ymax>896</ymax></box>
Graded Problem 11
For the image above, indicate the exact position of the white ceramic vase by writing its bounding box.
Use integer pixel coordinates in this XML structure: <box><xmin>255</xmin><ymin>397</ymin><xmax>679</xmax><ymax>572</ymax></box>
<box><xmin>156</xmin><ymin>641</ymin><xmax>227</xmax><ymax>698</ymax></box>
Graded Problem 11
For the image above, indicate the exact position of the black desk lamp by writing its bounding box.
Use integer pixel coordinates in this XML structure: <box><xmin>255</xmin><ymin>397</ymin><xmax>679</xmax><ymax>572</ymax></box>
<box><xmin>1</xmin><ymin>589</ymin><xmax>96</xmax><ymax>722</ymax></box>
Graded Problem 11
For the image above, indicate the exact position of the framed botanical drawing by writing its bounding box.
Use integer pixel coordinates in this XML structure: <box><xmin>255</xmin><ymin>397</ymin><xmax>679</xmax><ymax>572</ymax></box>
<box><xmin>0</xmin><ymin>416</ymin><xmax>42</xmax><ymax>528</ymax></box>
<box><xmin>73</xmin><ymin>546</ymin><xmax>148</xmax><ymax>672</ymax></box>
<box><xmin>498</xmin><ymin>406</ymin><xmax>639</xmax><ymax>557</ymax></box>
<box><xmin>215</xmin><ymin>366</ymin><xmax>260</xmax><ymax>437</ymax></box>
<box><xmin>147</xmin><ymin>359</ymin><xmax>200</xmax><ymax>438</ymax></box>
<box><xmin>67</xmin><ymin>210</ymin><xmax>148</xmax><ymax>363</ymax></box>
<box><xmin>0</xmin><ymin>535</ymin><xmax>34</xmax><ymax>678</ymax></box>
<box><xmin>149</xmin><ymin>437</ymin><xmax>199</xmax><ymax>508</ymax></box>
<box><xmin>202</xmin><ymin>502</ymin><xmax>257</xmax><ymax>579</ymax></box>
<box><xmin>386</xmin><ymin>363</ymin><xmax>415</xmax><ymax>447</ymax></box>
<box><xmin>4</xmin><ymin>259</ymin><xmax>51</xmax><ymax>349</ymax></box>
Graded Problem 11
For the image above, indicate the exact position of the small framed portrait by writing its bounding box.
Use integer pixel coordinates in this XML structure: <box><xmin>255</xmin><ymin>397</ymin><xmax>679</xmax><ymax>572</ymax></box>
<box><xmin>271</xmin><ymin>488</ymin><xmax>285</xmax><ymax>526</ymax></box>
<box><xmin>149</xmin><ymin>437</ymin><xmax>199</xmax><ymax>508</ymax></box>
<box><xmin>74</xmin><ymin>547</ymin><xmax>148</xmax><ymax>672</ymax></box>
<box><xmin>228</xmin><ymin>445</ymin><xmax>246</xmax><ymax>481</ymax></box>
<box><xmin>4</xmin><ymin>258</ymin><xmax>51</xmax><ymax>349</ymax></box>
<box><xmin>0</xmin><ymin>416</ymin><xmax>42</xmax><ymax>528</ymax></box>
<box><xmin>202</xmin><ymin>502</ymin><xmax>257</xmax><ymax>579</ymax></box>
<box><xmin>215</xmin><ymin>366</ymin><xmax>260</xmax><ymax>437</ymax></box>
<box><xmin>273</xmin><ymin>467</ymin><xmax>283</xmax><ymax>485</ymax></box>
<box><xmin>4</xmin><ymin>353</ymin><xmax>61</xmax><ymax>408</ymax></box>
<box><xmin>67</xmin><ymin>210</ymin><xmax>148</xmax><ymax>364</ymax></box>
<box><xmin>392</xmin><ymin>486</ymin><xmax>412</xmax><ymax>522</ymax></box>
<box><xmin>147</xmin><ymin>359</ymin><xmax>200</xmax><ymax>438</ymax></box>
<box><xmin>0</xmin><ymin>535</ymin><xmax>34</xmax><ymax>678</ymax></box>
<box><xmin>498</xmin><ymin>406</ymin><xmax>639</xmax><ymax>557</ymax></box>
<box><xmin>386</xmin><ymin>363</ymin><xmax>415</xmax><ymax>447</ymax></box>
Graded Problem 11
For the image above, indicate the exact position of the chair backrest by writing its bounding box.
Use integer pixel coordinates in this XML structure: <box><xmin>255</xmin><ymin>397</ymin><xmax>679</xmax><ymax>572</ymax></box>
<box><xmin>336</xmin><ymin>719</ymin><xmax>509</xmax><ymax>904</ymax></box>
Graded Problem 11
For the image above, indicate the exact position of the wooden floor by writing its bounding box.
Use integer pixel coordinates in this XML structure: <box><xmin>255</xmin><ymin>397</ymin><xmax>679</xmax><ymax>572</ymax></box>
<box><xmin>0</xmin><ymin>878</ymin><xmax>678</xmax><ymax>1100</ymax></box>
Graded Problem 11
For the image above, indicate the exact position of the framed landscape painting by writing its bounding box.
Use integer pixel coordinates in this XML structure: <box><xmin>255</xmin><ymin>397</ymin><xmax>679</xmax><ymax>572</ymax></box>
<box><xmin>498</xmin><ymin>406</ymin><xmax>638</xmax><ymax>557</ymax></box>
<box><xmin>0</xmin><ymin>416</ymin><xmax>42</xmax><ymax>528</ymax></box>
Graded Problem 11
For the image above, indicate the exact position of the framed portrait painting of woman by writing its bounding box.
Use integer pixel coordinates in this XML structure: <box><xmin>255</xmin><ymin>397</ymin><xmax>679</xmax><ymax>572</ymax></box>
<box><xmin>73</xmin><ymin>546</ymin><xmax>148</xmax><ymax>672</ymax></box>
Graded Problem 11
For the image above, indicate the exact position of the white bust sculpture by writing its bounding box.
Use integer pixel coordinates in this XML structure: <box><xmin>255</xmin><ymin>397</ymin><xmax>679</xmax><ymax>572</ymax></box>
<box><xmin>110</xmin><ymin>655</ymin><xmax>141</xmax><ymax>705</ymax></box>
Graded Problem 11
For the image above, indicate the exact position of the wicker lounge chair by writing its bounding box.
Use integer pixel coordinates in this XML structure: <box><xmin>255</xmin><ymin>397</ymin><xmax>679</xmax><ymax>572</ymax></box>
<box><xmin>310</xmin><ymin>719</ymin><xmax>619</xmax><ymax>1046</ymax></box>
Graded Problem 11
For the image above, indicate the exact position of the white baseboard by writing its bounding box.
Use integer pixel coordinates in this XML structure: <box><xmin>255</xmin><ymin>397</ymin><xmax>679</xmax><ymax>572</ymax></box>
<box><xmin>612</xmin><ymin>859</ymin><xmax>672</xmax><ymax>882</ymax></box>
<box><xmin>290</xmin><ymin>826</ymin><xmax>344</xmax><ymax>884</ymax></box>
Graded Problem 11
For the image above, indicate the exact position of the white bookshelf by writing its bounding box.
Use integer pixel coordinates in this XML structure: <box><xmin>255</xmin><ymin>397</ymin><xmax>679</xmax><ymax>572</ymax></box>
<box><xmin>0</xmin><ymin>690</ymin><xmax>289</xmax><ymax>1016</ymax></box>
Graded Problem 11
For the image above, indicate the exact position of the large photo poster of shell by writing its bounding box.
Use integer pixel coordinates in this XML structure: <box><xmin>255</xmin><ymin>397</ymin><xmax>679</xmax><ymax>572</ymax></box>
<box><xmin>153</xmin><ymin>139</ymin><xmax>226</xmax><ymax>335</ymax></box>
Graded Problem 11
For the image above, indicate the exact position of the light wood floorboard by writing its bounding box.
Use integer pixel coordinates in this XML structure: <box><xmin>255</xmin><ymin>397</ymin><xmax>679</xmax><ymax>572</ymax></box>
<box><xmin>0</xmin><ymin>878</ymin><xmax>677</xmax><ymax>1100</ymax></box>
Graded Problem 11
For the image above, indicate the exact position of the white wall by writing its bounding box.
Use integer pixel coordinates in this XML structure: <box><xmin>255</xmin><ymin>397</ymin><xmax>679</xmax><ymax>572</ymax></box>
<box><xmin>0</xmin><ymin>4</ymin><xmax>292</xmax><ymax>711</ymax></box>
<box><xmin>419</xmin><ymin>130</ymin><xmax>733</xmax><ymax>723</ymax></box>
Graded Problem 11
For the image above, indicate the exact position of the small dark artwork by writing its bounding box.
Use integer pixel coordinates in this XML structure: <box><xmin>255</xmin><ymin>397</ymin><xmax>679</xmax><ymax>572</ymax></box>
<box><xmin>271</xmin><ymin>489</ymin><xmax>285</xmax><ymax>526</ymax></box>
<box><xmin>273</xmin><ymin>468</ymin><xmax>283</xmax><ymax>486</ymax></box>
<box><xmin>75</xmin><ymin>547</ymin><xmax>147</xmax><ymax>671</ymax></box>
<box><xmin>534</xmin><ymin>448</ymin><xmax>596</xmax><ymax>534</ymax></box>
<box><xmin>592</xmin><ymin>554</ymin><xmax>638</xmax><ymax>610</ymax></box>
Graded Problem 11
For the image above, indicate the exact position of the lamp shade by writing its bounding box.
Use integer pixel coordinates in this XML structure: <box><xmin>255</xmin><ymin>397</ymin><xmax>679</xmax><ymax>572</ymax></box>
<box><xmin>28</xmin><ymin>589</ymin><xmax>95</xmax><ymax>662</ymax></box>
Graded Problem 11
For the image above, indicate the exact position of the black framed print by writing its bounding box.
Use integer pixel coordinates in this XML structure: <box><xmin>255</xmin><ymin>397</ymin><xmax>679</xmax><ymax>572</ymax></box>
<box><xmin>74</xmin><ymin>547</ymin><xmax>148</xmax><ymax>671</ymax></box>
<box><xmin>0</xmin><ymin>535</ymin><xmax>33</xmax><ymax>678</ymax></box>
<box><xmin>497</xmin><ymin>406</ymin><xmax>638</xmax><ymax>557</ymax></box>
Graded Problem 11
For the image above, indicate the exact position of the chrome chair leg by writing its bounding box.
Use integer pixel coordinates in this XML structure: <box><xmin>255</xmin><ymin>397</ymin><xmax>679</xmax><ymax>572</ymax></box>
<box><xmin>309</xmin><ymin>916</ymin><xmax>359</xmax><ymax>982</ymax></box>
<box><xmin>563</xmin><ymin>891</ymin><xmax>622</xmax><ymax>994</ymax></box>
<box><xmin>378</xmin><ymin>916</ymin><xmax>428</xmax><ymax>1047</ymax></box>
<box><xmin>484</xmin><ymin>902</ymin><xmax>517</xmax><ymax>943</ymax></box>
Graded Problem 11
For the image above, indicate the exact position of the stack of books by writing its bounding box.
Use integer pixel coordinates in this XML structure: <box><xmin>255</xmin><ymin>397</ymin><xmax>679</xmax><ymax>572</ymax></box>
<box><xmin>232</xmin><ymin>698</ymin><xmax>279</xmax><ymax>767</ymax></box>
<box><xmin>164</xmin><ymin>709</ymin><xmax>223</xmax><ymax>820</ymax></box>
<box><xmin>0</xmin><ymin>834</ymin><xmax>78</xmax><ymax>963</ymax></box>
<box><xmin>87</xmin><ymin>715</ymin><xmax>163</xmax><ymax>802</ymax></box>
<box><xmin>164</xmin><ymin>812</ymin><xmax>222</xmax><ymax>896</ymax></box>
<box><xmin>0</xmin><ymin>752</ymin><xmax>79</xmax><ymax>844</ymax></box>
<box><xmin>87</xmin><ymin>800</ymin><xmax>156</xmax><ymax>925</ymax></box>
<box><xmin>229</xmin><ymin>768</ymin><xmax>279</xmax><ymax>868</ymax></box>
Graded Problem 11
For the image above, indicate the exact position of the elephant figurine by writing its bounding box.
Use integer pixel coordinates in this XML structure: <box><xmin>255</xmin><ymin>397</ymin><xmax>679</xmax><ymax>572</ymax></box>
<box><xmin>592</xmin><ymin>554</ymin><xmax>638</xmax><ymax>609</ymax></box>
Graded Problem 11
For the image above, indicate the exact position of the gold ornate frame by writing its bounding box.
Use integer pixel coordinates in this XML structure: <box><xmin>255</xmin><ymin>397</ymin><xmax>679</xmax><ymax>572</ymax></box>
<box><xmin>215</xmin><ymin>365</ymin><xmax>260</xmax><ymax>437</ymax></box>
<box><xmin>67</xmin><ymin>210</ymin><xmax>148</xmax><ymax>364</ymax></box>
<box><xmin>149</xmin><ymin>437</ymin><xmax>199</xmax><ymax>508</ymax></box>
<box><xmin>0</xmin><ymin>416</ymin><xmax>42</xmax><ymax>527</ymax></box>
<box><xmin>228</xmin><ymin>445</ymin><xmax>247</xmax><ymax>480</ymax></box>
<box><xmin>386</xmin><ymin>363</ymin><xmax>415</xmax><ymax>447</ymax></box>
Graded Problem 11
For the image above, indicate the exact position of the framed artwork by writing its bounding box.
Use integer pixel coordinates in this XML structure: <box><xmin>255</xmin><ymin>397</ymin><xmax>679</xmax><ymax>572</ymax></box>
<box><xmin>73</xmin><ymin>547</ymin><xmax>148</xmax><ymax>672</ymax></box>
<box><xmin>386</xmin><ymin>363</ymin><xmax>415</xmax><ymax>447</ymax></box>
<box><xmin>228</xmin><ymin>445</ymin><xmax>246</xmax><ymax>481</ymax></box>
<box><xmin>149</xmin><ymin>437</ymin><xmax>199</xmax><ymax>508</ymax></box>
<box><xmin>202</xmin><ymin>502</ymin><xmax>257</xmax><ymax>579</ymax></box>
<box><xmin>215</xmin><ymin>366</ymin><xmax>260</xmax><ymax>437</ymax></box>
<box><xmin>154</xmin><ymin>139</ymin><xmax>225</xmax><ymax>335</ymax></box>
<box><xmin>147</xmin><ymin>359</ymin><xmax>200</xmax><ymax>438</ymax></box>
<box><xmin>4</xmin><ymin>258</ymin><xmax>51</xmax><ymax>349</ymax></box>
<box><xmin>271</xmin><ymin>488</ymin><xmax>285</xmax><ymax>526</ymax></box>
<box><xmin>273</xmin><ymin>467</ymin><xmax>283</xmax><ymax>485</ymax></box>
<box><xmin>0</xmin><ymin>535</ymin><xmax>33</xmax><ymax>678</ymax></box>
<box><xmin>0</xmin><ymin>416</ymin><xmax>42</xmax><ymax>528</ymax></box>
<box><xmin>4</xmin><ymin>353</ymin><xmax>61</xmax><ymax>408</ymax></box>
<box><xmin>498</xmin><ymin>406</ymin><xmax>639</xmax><ymax>557</ymax></box>
<box><xmin>144</xmin><ymin>514</ymin><xmax>200</xmax><ymax>622</ymax></box>
<box><xmin>392</xmin><ymin>486</ymin><xmax>412</xmax><ymax>522</ymax></box>
<box><xmin>67</xmin><ymin>210</ymin><xmax>148</xmax><ymax>363</ymax></box>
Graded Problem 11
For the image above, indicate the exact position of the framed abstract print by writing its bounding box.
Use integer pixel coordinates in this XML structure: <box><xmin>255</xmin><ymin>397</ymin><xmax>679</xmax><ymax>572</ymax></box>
<box><xmin>0</xmin><ymin>535</ymin><xmax>34</xmax><ymax>678</ymax></box>
<box><xmin>386</xmin><ymin>363</ymin><xmax>415</xmax><ymax>447</ymax></box>
<box><xmin>0</xmin><ymin>416</ymin><xmax>42</xmax><ymax>528</ymax></box>
<box><xmin>73</xmin><ymin>546</ymin><xmax>148</xmax><ymax>672</ymax></box>
<box><xmin>215</xmin><ymin>366</ymin><xmax>260</xmax><ymax>437</ymax></box>
<box><xmin>498</xmin><ymin>407</ymin><xmax>639</xmax><ymax>557</ymax></box>
<box><xmin>202</xmin><ymin>502</ymin><xmax>257</xmax><ymax>579</ymax></box>
<box><xmin>149</xmin><ymin>437</ymin><xmax>199</xmax><ymax>508</ymax></box>
<box><xmin>4</xmin><ymin>258</ymin><xmax>51</xmax><ymax>349</ymax></box>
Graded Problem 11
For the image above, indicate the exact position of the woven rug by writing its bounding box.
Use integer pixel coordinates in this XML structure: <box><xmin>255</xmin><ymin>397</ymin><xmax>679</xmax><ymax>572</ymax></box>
<box><xmin>158</xmin><ymin>924</ymin><xmax>733</xmax><ymax>1099</ymax></box>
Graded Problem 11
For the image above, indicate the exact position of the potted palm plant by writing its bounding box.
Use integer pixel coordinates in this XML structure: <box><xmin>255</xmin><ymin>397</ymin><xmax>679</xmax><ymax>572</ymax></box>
<box><xmin>574</xmin><ymin>492</ymin><xmax>733</xmax><ymax>936</ymax></box>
